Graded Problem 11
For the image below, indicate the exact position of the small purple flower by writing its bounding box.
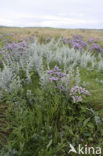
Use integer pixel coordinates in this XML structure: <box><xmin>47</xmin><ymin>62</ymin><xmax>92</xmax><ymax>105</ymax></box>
<box><xmin>60</xmin><ymin>85</ymin><xmax>66</xmax><ymax>91</ymax></box>
<box><xmin>49</xmin><ymin>77</ymin><xmax>59</xmax><ymax>83</ymax></box>
<box><xmin>54</xmin><ymin>65</ymin><xmax>61</xmax><ymax>72</ymax></box>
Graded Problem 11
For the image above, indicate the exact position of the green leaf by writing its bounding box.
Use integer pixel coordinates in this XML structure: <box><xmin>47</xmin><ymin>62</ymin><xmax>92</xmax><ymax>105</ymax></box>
<box><xmin>83</xmin><ymin>118</ymin><xmax>90</xmax><ymax>127</ymax></box>
<box><xmin>47</xmin><ymin>139</ymin><xmax>52</xmax><ymax>149</ymax></box>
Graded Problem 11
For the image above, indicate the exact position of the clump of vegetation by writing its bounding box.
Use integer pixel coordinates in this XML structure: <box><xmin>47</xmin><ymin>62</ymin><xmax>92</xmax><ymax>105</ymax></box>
<box><xmin>61</xmin><ymin>34</ymin><xmax>103</xmax><ymax>53</ymax></box>
<box><xmin>0</xmin><ymin>34</ymin><xmax>103</xmax><ymax>155</ymax></box>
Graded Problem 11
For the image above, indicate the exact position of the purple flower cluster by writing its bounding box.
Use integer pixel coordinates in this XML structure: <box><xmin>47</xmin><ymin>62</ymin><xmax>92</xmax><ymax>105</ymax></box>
<box><xmin>62</xmin><ymin>35</ymin><xmax>88</xmax><ymax>51</ymax></box>
<box><xmin>47</xmin><ymin>66</ymin><xmax>66</xmax><ymax>83</ymax></box>
<box><xmin>73</xmin><ymin>35</ymin><xmax>83</xmax><ymax>40</ymax></box>
<box><xmin>3</xmin><ymin>41</ymin><xmax>28</xmax><ymax>51</ymax></box>
<box><xmin>88</xmin><ymin>38</ymin><xmax>98</xmax><ymax>43</ymax></box>
<box><xmin>47</xmin><ymin>66</ymin><xmax>67</xmax><ymax>93</ymax></box>
<box><xmin>70</xmin><ymin>86</ymin><xmax>90</xmax><ymax>103</ymax></box>
<box><xmin>25</xmin><ymin>36</ymin><xmax>35</xmax><ymax>42</ymax></box>
<box><xmin>47</xmin><ymin>66</ymin><xmax>90</xmax><ymax>101</ymax></box>
<box><xmin>61</xmin><ymin>37</ymin><xmax>71</xmax><ymax>44</ymax></box>
<box><xmin>71</xmin><ymin>40</ymin><xmax>88</xmax><ymax>51</ymax></box>
<box><xmin>91</xmin><ymin>43</ymin><xmax>103</xmax><ymax>52</ymax></box>
<box><xmin>61</xmin><ymin>35</ymin><xmax>103</xmax><ymax>53</ymax></box>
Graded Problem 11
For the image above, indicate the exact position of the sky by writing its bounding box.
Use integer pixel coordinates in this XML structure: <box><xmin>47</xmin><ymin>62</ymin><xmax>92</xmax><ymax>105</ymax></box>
<box><xmin>0</xmin><ymin>0</ymin><xmax>103</xmax><ymax>29</ymax></box>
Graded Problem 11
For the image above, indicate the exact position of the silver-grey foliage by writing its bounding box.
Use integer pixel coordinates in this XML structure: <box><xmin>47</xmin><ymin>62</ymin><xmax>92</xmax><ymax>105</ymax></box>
<box><xmin>0</xmin><ymin>39</ymin><xmax>102</xmax><ymax>91</ymax></box>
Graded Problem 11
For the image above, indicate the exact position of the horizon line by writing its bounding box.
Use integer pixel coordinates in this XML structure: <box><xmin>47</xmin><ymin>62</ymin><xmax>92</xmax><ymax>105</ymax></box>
<box><xmin>0</xmin><ymin>26</ymin><xmax>103</xmax><ymax>30</ymax></box>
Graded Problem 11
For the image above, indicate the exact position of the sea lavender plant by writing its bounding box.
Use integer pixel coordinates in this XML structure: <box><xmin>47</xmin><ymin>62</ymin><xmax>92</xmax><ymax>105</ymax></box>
<box><xmin>47</xmin><ymin>66</ymin><xmax>66</xmax><ymax>92</ymax></box>
<box><xmin>3</xmin><ymin>41</ymin><xmax>28</xmax><ymax>51</ymax></box>
<box><xmin>88</xmin><ymin>38</ymin><xmax>98</xmax><ymax>43</ymax></box>
<box><xmin>70</xmin><ymin>86</ymin><xmax>90</xmax><ymax>103</ymax></box>
<box><xmin>47</xmin><ymin>66</ymin><xmax>66</xmax><ymax>83</ymax></box>
<box><xmin>71</xmin><ymin>39</ymin><xmax>88</xmax><ymax>51</ymax></box>
<box><xmin>62</xmin><ymin>35</ymin><xmax>88</xmax><ymax>51</ymax></box>
<box><xmin>91</xmin><ymin>43</ymin><xmax>103</xmax><ymax>52</ymax></box>
<box><xmin>73</xmin><ymin>35</ymin><xmax>83</xmax><ymax>40</ymax></box>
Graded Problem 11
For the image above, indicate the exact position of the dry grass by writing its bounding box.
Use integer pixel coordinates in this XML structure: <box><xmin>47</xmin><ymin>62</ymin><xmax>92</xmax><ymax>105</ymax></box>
<box><xmin>0</xmin><ymin>27</ymin><xmax>103</xmax><ymax>43</ymax></box>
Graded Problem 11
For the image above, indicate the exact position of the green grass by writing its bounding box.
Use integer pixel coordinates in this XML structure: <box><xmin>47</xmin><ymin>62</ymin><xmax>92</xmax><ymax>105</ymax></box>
<box><xmin>80</xmin><ymin>68</ymin><xmax>103</xmax><ymax>110</ymax></box>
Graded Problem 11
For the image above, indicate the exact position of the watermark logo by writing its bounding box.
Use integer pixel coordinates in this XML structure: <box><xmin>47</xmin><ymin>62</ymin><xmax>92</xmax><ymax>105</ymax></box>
<box><xmin>68</xmin><ymin>144</ymin><xmax>101</xmax><ymax>155</ymax></box>
<box><xmin>68</xmin><ymin>144</ymin><xmax>77</xmax><ymax>154</ymax></box>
